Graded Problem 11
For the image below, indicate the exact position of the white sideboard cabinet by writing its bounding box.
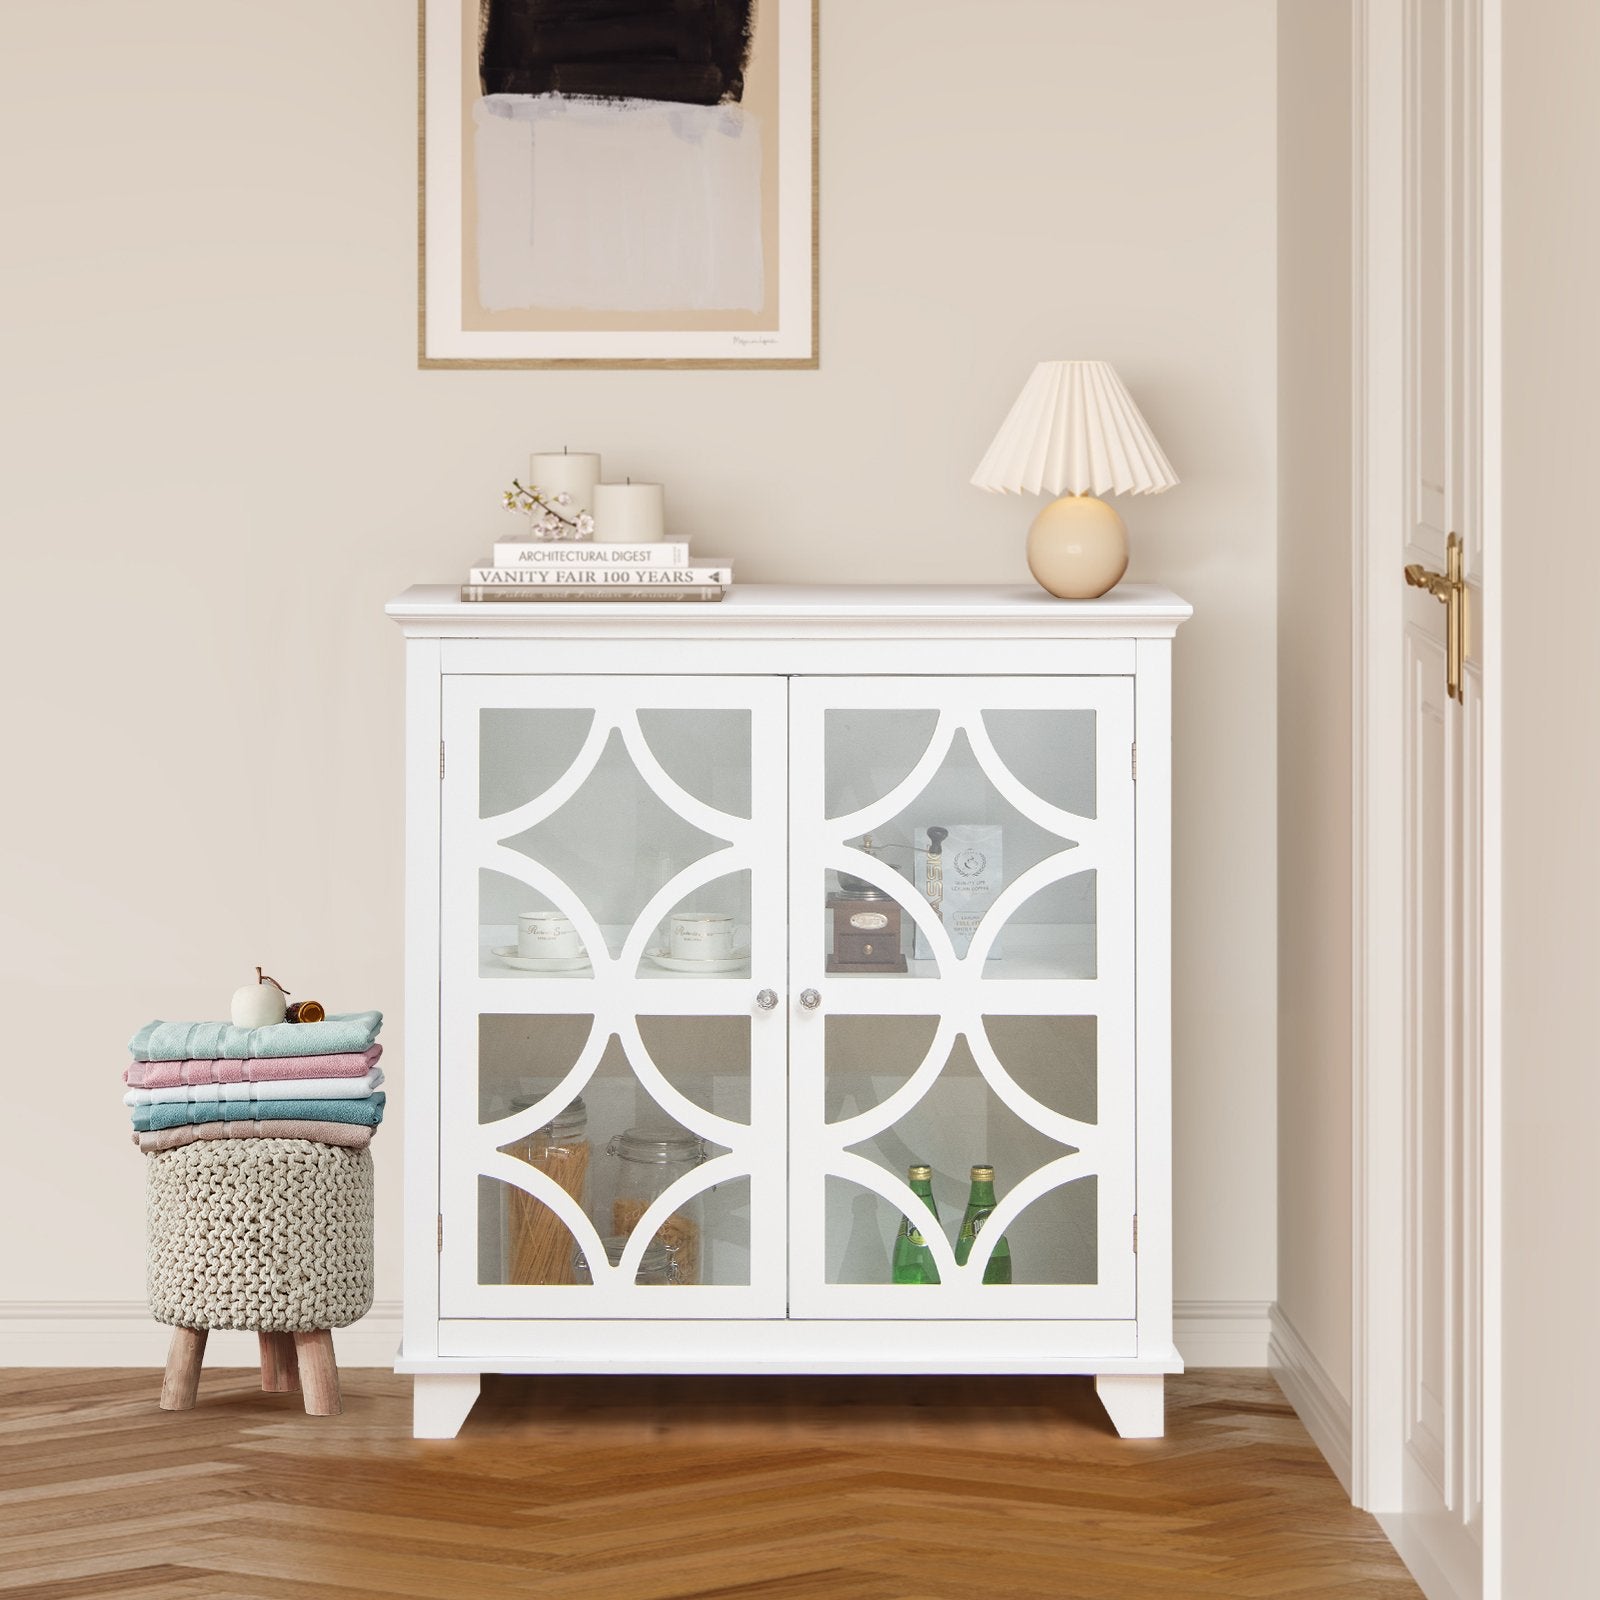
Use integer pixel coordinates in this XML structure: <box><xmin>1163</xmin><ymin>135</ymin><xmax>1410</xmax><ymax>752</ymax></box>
<box><xmin>387</xmin><ymin>584</ymin><xmax>1191</xmax><ymax>1440</ymax></box>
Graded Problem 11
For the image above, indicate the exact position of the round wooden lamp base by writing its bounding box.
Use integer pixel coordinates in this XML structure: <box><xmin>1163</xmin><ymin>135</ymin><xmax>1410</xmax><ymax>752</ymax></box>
<box><xmin>1026</xmin><ymin>494</ymin><xmax>1129</xmax><ymax>599</ymax></box>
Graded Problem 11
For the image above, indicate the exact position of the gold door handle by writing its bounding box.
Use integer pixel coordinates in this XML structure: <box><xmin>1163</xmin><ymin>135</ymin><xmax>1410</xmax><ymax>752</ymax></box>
<box><xmin>1403</xmin><ymin>564</ymin><xmax>1452</xmax><ymax>600</ymax></box>
<box><xmin>1403</xmin><ymin>530</ymin><xmax>1467</xmax><ymax>703</ymax></box>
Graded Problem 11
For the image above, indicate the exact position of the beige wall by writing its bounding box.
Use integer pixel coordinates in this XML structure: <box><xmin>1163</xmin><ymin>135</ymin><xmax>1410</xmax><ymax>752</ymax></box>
<box><xmin>1274</xmin><ymin>0</ymin><xmax>1353</xmax><ymax>1402</ymax></box>
<box><xmin>1502</xmin><ymin>0</ymin><xmax>1600</xmax><ymax>1586</ymax></box>
<box><xmin>0</xmin><ymin>0</ymin><xmax>1278</xmax><ymax>1346</ymax></box>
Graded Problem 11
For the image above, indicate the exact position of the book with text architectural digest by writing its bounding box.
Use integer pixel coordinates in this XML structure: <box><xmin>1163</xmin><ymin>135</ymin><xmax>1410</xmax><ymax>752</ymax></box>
<box><xmin>490</xmin><ymin>541</ymin><xmax>691</xmax><ymax>567</ymax></box>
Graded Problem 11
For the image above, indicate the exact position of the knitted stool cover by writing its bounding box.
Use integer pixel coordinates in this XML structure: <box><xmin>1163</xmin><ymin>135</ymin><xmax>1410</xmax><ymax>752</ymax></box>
<box><xmin>145</xmin><ymin>1139</ymin><xmax>374</xmax><ymax>1332</ymax></box>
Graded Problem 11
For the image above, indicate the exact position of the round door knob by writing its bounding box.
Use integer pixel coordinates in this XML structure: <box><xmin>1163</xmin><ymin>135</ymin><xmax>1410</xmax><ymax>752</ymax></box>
<box><xmin>754</xmin><ymin>989</ymin><xmax>779</xmax><ymax>1011</ymax></box>
<box><xmin>799</xmin><ymin>988</ymin><xmax>822</xmax><ymax>1011</ymax></box>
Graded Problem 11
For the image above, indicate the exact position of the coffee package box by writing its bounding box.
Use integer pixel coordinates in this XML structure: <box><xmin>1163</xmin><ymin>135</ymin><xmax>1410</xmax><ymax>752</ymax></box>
<box><xmin>913</xmin><ymin>825</ymin><xmax>1003</xmax><ymax>961</ymax></box>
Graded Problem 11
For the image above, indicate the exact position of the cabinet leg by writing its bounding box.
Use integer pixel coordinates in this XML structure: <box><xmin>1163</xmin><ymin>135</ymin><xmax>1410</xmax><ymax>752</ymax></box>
<box><xmin>293</xmin><ymin>1330</ymin><xmax>342</xmax><ymax>1416</ymax></box>
<box><xmin>258</xmin><ymin>1331</ymin><xmax>300</xmax><ymax>1393</ymax></box>
<box><xmin>159</xmin><ymin>1326</ymin><xmax>207</xmax><ymax>1411</ymax></box>
<box><xmin>1095</xmin><ymin>1374</ymin><xmax>1165</xmax><ymax>1438</ymax></box>
<box><xmin>413</xmin><ymin>1373</ymin><xmax>481</xmax><ymax>1440</ymax></box>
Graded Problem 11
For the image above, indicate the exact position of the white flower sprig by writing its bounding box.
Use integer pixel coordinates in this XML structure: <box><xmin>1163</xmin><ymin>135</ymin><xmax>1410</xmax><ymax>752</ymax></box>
<box><xmin>502</xmin><ymin>480</ymin><xmax>595</xmax><ymax>541</ymax></box>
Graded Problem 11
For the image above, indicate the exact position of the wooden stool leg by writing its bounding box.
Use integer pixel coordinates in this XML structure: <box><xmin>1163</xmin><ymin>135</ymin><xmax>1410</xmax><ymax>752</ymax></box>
<box><xmin>258</xmin><ymin>1331</ymin><xmax>301</xmax><ymax>1393</ymax></box>
<box><xmin>293</xmin><ymin>1329</ymin><xmax>341</xmax><ymax>1416</ymax></box>
<box><xmin>159</xmin><ymin>1326</ymin><xmax>207</xmax><ymax>1411</ymax></box>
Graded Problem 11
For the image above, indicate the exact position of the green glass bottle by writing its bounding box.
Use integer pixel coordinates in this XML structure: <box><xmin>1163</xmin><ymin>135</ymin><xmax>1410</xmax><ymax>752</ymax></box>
<box><xmin>891</xmin><ymin>1164</ymin><xmax>942</xmax><ymax>1284</ymax></box>
<box><xmin>954</xmin><ymin>1164</ymin><xmax>1012</xmax><ymax>1285</ymax></box>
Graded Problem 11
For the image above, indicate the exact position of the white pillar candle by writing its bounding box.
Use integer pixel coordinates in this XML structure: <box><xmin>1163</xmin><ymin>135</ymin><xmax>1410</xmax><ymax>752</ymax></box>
<box><xmin>591</xmin><ymin>482</ymin><xmax>666</xmax><ymax>545</ymax></box>
<box><xmin>527</xmin><ymin>452</ymin><xmax>601</xmax><ymax>517</ymax></box>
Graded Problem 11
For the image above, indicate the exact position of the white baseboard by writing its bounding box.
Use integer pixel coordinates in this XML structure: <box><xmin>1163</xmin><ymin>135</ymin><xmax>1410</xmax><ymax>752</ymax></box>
<box><xmin>1173</xmin><ymin>1299</ymin><xmax>1273</xmax><ymax>1366</ymax></box>
<box><xmin>1375</xmin><ymin>1512</ymin><xmax>1483</xmax><ymax>1600</ymax></box>
<box><xmin>2</xmin><ymin>1297</ymin><xmax>1270</xmax><ymax>1371</ymax></box>
<box><xmin>0</xmin><ymin>1301</ymin><xmax>403</xmax><ymax>1368</ymax></box>
<box><xmin>1269</xmin><ymin>1302</ymin><xmax>1354</xmax><ymax>1493</ymax></box>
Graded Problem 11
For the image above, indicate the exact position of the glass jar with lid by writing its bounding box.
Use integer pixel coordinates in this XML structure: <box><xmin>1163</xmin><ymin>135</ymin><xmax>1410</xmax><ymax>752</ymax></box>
<box><xmin>571</xmin><ymin>1234</ymin><xmax>674</xmax><ymax>1287</ymax></box>
<box><xmin>501</xmin><ymin>1094</ymin><xmax>589</xmax><ymax>1285</ymax></box>
<box><xmin>606</xmin><ymin>1127</ymin><xmax>707</xmax><ymax>1285</ymax></box>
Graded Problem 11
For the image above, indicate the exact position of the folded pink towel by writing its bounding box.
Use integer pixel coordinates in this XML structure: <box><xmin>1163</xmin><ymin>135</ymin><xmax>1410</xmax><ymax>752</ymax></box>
<box><xmin>132</xmin><ymin>1119</ymin><xmax>376</xmax><ymax>1154</ymax></box>
<box><xmin>124</xmin><ymin>1044</ymin><xmax>382</xmax><ymax>1089</ymax></box>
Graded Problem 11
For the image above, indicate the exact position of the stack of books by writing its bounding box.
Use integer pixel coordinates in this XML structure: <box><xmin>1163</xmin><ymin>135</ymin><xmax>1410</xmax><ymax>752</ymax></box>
<box><xmin>462</xmin><ymin>540</ymin><xmax>732</xmax><ymax>603</ymax></box>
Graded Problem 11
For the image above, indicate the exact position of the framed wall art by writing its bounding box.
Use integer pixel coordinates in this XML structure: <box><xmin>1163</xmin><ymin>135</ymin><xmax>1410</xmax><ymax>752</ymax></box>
<box><xmin>420</xmin><ymin>0</ymin><xmax>816</xmax><ymax>368</ymax></box>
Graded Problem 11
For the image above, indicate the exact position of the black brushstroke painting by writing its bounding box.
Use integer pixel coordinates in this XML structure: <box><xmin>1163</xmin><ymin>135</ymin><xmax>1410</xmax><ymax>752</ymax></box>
<box><xmin>480</xmin><ymin>0</ymin><xmax>757</xmax><ymax>107</ymax></box>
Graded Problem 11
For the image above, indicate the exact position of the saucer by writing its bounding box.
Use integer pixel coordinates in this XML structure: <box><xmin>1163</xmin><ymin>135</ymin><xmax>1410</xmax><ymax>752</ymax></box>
<box><xmin>491</xmin><ymin>946</ymin><xmax>592</xmax><ymax>973</ymax></box>
<box><xmin>645</xmin><ymin>947</ymin><xmax>750</xmax><ymax>974</ymax></box>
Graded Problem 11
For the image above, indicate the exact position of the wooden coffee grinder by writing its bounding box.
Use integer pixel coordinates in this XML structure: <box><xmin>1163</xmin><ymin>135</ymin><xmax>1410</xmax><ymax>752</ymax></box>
<box><xmin>826</xmin><ymin>835</ymin><xmax>909</xmax><ymax>973</ymax></box>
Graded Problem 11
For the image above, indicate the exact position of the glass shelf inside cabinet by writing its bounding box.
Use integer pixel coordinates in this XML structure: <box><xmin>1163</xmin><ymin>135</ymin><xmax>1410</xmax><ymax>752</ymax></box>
<box><xmin>822</xmin><ymin>707</ymin><xmax>1099</xmax><ymax>981</ymax></box>
<box><xmin>476</xmin><ymin>706</ymin><xmax>754</xmax><ymax>980</ymax></box>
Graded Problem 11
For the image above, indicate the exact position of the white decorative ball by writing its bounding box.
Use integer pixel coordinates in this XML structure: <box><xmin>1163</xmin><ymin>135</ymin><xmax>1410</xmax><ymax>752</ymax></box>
<box><xmin>231</xmin><ymin>971</ymin><xmax>287</xmax><ymax>1028</ymax></box>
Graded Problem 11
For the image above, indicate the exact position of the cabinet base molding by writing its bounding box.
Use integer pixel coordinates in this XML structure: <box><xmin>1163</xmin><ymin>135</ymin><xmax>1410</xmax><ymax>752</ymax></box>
<box><xmin>414</xmin><ymin>1321</ymin><xmax>1181</xmax><ymax>1369</ymax></box>
<box><xmin>399</xmin><ymin>1338</ymin><xmax>1185</xmax><ymax>1440</ymax></box>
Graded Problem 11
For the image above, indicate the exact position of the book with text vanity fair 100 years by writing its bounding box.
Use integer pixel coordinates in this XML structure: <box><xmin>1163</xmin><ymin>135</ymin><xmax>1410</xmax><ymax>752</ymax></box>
<box><xmin>468</xmin><ymin>563</ymin><xmax>732</xmax><ymax>587</ymax></box>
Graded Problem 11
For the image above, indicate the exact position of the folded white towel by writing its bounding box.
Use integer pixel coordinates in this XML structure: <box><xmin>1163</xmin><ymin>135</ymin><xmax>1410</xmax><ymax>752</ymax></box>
<box><xmin>123</xmin><ymin>1067</ymin><xmax>385</xmax><ymax>1107</ymax></box>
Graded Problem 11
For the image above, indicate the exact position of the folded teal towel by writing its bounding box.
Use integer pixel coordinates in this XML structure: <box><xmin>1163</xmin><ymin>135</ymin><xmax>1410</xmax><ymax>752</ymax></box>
<box><xmin>130</xmin><ymin>1092</ymin><xmax>386</xmax><ymax>1133</ymax></box>
<box><xmin>129</xmin><ymin>1011</ymin><xmax>383</xmax><ymax>1063</ymax></box>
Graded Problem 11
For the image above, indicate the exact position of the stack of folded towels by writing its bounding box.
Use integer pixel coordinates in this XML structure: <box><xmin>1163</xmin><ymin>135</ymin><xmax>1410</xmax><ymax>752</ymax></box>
<box><xmin>124</xmin><ymin>1011</ymin><xmax>386</xmax><ymax>1154</ymax></box>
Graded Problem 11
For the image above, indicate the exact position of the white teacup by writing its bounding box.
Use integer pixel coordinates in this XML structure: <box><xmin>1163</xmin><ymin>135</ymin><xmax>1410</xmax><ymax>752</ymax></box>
<box><xmin>669</xmin><ymin>912</ymin><xmax>735</xmax><ymax>962</ymax></box>
<box><xmin>518</xmin><ymin>911</ymin><xmax>581</xmax><ymax>959</ymax></box>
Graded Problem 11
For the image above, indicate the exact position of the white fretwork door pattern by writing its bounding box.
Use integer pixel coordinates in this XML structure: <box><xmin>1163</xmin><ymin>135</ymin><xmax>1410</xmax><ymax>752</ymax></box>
<box><xmin>439</xmin><ymin>675</ymin><xmax>788</xmax><ymax>1319</ymax></box>
<box><xmin>787</xmin><ymin>677</ymin><xmax>1137</xmax><ymax>1320</ymax></box>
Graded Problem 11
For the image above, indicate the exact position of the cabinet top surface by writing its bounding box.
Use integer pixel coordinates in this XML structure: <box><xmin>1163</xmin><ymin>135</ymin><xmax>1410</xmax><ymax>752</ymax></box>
<box><xmin>386</xmin><ymin>583</ymin><xmax>1192</xmax><ymax>639</ymax></box>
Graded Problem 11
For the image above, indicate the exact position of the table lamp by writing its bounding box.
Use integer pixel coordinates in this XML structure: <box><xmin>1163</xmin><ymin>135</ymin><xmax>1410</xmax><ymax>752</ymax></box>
<box><xmin>971</xmin><ymin>360</ymin><xmax>1178</xmax><ymax>598</ymax></box>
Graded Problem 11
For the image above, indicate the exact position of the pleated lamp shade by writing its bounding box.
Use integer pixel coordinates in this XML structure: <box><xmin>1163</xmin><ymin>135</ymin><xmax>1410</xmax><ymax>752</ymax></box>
<box><xmin>971</xmin><ymin>360</ymin><xmax>1178</xmax><ymax>498</ymax></box>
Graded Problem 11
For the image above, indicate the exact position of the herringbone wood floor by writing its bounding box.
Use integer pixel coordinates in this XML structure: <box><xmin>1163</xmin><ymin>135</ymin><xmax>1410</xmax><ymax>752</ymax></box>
<box><xmin>0</xmin><ymin>1368</ymin><xmax>1420</xmax><ymax>1600</ymax></box>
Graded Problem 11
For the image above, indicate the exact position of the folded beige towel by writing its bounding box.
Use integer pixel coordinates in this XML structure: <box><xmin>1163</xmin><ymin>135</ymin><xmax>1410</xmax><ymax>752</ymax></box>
<box><xmin>132</xmin><ymin>1119</ymin><xmax>375</xmax><ymax>1154</ymax></box>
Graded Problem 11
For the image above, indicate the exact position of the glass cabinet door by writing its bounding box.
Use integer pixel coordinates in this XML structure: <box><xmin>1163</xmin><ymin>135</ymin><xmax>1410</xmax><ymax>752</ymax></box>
<box><xmin>439</xmin><ymin>675</ymin><xmax>787</xmax><ymax>1318</ymax></box>
<box><xmin>787</xmin><ymin>677</ymin><xmax>1137</xmax><ymax>1320</ymax></box>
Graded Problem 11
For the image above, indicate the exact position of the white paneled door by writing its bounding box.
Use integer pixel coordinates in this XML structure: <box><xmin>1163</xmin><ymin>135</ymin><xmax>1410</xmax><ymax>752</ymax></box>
<box><xmin>1395</xmin><ymin>0</ymin><xmax>1487</xmax><ymax>1584</ymax></box>
<box><xmin>786</xmin><ymin>677</ymin><xmax>1137</xmax><ymax>1321</ymax></box>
